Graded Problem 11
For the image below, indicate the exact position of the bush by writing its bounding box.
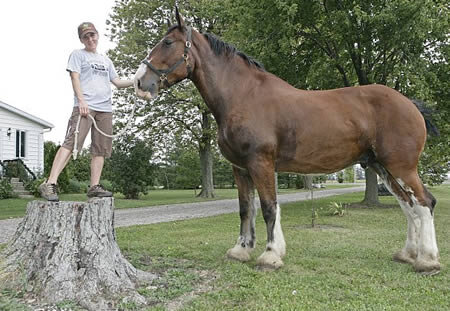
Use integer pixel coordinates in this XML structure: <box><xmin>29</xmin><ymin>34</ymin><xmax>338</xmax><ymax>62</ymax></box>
<box><xmin>105</xmin><ymin>136</ymin><xmax>155</xmax><ymax>199</ymax></box>
<box><xmin>67</xmin><ymin>179</ymin><xmax>82</xmax><ymax>194</ymax></box>
<box><xmin>99</xmin><ymin>179</ymin><xmax>113</xmax><ymax>192</ymax></box>
<box><xmin>0</xmin><ymin>178</ymin><xmax>15</xmax><ymax>199</ymax></box>
<box><xmin>25</xmin><ymin>177</ymin><xmax>46</xmax><ymax>197</ymax></box>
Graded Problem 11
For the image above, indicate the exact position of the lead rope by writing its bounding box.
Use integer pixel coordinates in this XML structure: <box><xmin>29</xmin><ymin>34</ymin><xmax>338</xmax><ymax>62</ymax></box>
<box><xmin>72</xmin><ymin>103</ymin><xmax>137</xmax><ymax>160</ymax></box>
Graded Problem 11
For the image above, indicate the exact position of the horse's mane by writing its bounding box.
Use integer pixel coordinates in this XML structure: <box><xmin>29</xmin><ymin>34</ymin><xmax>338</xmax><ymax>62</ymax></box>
<box><xmin>203</xmin><ymin>33</ymin><xmax>265</xmax><ymax>72</ymax></box>
<box><xmin>166</xmin><ymin>25</ymin><xmax>265</xmax><ymax>71</ymax></box>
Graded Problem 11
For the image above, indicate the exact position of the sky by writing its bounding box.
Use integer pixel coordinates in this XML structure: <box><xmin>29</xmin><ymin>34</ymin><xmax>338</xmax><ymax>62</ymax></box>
<box><xmin>0</xmin><ymin>0</ymin><xmax>119</xmax><ymax>144</ymax></box>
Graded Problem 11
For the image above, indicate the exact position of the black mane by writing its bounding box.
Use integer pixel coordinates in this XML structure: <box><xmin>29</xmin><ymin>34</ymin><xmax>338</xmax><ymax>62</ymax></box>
<box><xmin>166</xmin><ymin>25</ymin><xmax>265</xmax><ymax>71</ymax></box>
<box><xmin>203</xmin><ymin>33</ymin><xmax>265</xmax><ymax>71</ymax></box>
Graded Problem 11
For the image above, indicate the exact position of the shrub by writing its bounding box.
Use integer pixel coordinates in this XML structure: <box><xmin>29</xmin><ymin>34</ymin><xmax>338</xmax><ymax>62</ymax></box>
<box><xmin>105</xmin><ymin>136</ymin><xmax>155</xmax><ymax>199</ymax></box>
<box><xmin>0</xmin><ymin>178</ymin><xmax>15</xmax><ymax>199</ymax></box>
<box><xmin>25</xmin><ymin>177</ymin><xmax>46</xmax><ymax>197</ymax></box>
<box><xmin>67</xmin><ymin>179</ymin><xmax>82</xmax><ymax>194</ymax></box>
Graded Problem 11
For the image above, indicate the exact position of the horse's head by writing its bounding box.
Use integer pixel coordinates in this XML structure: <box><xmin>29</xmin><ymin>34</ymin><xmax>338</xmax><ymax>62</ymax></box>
<box><xmin>134</xmin><ymin>7</ymin><xmax>194</xmax><ymax>100</ymax></box>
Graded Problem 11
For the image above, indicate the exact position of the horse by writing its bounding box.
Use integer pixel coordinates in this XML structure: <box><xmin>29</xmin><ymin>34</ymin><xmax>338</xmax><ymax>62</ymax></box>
<box><xmin>134</xmin><ymin>8</ymin><xmax>440</xmax><ymax>275</ymax></box>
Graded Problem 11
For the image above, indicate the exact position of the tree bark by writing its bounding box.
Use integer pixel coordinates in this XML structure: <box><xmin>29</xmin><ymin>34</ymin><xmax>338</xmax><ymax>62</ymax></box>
<box><xmin>197</xmin><ymin>111</ymin><xmax>215</xmax><ymax>198</ymax></box>
<box><xmin>0</xmin><ymin>198</ymin><xmax>155</xmax><ymax>310</ymax></box>
<box><xmin>362</xmin><ymin>167</ymin><xmax>380</xmax><ymax>205</ymax></box>
<box><xmin>304</xmin><ymin>175</ymin><xmax>313</xmax><ymax>190</ymax></box>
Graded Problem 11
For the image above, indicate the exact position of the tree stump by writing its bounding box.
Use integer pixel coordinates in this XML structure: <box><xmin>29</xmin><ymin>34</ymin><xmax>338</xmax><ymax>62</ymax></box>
<box><xmin>0</xmin><ymin>198</ymin><xmax>155</xmax><ymax>310</ymax></box>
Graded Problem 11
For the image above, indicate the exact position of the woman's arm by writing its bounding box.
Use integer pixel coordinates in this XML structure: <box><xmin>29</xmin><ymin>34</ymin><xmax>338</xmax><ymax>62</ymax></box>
<box><xmin>70</xmin><ymin>71</ymin><xmax>89</xmax><ymax>117</ymax></box>
<box><xmin>112</xmin><ymin>78</ymin><xmax>134</xmax><ymax>89</ymax></box>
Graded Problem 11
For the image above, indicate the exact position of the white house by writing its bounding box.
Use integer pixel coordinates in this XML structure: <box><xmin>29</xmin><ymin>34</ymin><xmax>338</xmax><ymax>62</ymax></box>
<box><xmin>0</xmin><ymin>100</ymin><xmax>54</xmax><ymax>174</ymax></box>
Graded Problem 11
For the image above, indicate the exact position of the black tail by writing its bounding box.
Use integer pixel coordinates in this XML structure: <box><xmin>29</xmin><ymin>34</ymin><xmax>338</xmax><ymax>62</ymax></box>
<box><xmin>411</xmin><ymin>99</ymin><xmax>440</xmax><ymax>136</ymax></box>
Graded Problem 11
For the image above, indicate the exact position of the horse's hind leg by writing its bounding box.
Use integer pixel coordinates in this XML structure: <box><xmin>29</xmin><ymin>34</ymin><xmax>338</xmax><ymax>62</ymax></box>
<box><xmin>370</xmin><ymin>162</ymin><xmax>440</xmax><ymax>275</ymax></box>
<box><xmin>226</xmin><ymin>166</ymin><xmax>257</xmax><ymax>262</ymax></box>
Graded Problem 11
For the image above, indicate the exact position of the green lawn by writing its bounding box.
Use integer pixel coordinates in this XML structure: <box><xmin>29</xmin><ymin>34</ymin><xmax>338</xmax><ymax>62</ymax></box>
<box><xmin>112</xmin><ymin>184</ymin><xmax>448</xmax><ymax>310</ymax></box>
<box><xmin>2</xmin><ymin>185</ymin><xmax>448</xmax><ymax>310</ymax></box>
<box><xmin>0</xmin><ymin>184</ymin><xmax>351</xmax><ymax>220</ymax></box>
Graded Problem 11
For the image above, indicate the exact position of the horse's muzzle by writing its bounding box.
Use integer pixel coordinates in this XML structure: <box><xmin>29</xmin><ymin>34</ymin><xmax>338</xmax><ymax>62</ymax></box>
<box><xmin>134</xmin><ymin>63</ymin><xmax>158</xmax><ymax>101</ymax></box>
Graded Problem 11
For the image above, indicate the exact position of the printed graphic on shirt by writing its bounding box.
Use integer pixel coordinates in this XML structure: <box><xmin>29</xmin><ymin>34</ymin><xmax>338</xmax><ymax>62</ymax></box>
<box><xmin>91</xmin><ymin>62</ymin><xmax>108</xmax><ymax>77</ymax></box>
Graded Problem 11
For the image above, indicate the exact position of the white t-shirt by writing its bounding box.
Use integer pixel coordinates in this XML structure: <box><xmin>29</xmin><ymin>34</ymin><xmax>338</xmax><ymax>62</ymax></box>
<box><xmin>66</xmin><ymin>49</ymin><xmax>118</xmax><ymax>112</ymax></box>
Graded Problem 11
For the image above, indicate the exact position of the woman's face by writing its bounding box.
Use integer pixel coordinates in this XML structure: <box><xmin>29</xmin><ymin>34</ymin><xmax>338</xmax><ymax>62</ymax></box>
<box><xmin>81</xmin><ymin>32</ymin><xmax>98</xmax><ymax>52</ymax></box>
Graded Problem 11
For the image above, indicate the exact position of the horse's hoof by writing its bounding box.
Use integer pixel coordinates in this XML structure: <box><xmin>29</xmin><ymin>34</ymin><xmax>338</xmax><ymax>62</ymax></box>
<box><xmin>226</xmin><ymin>245</ymin><xmax>251</xmax><ymax>262</ymax></box>
<box><xmin>256</xmin><ymin>251</ymin><xmax>283</xmax><ymax>270</ymax></box>
<box><xmin>413</xmin><ymin>259</ymin><xmax>440</xmax><ymax>276</ymax></box>
<box><xmin>393</xmin><ymin>250</ymin><xmax>416</xmax><ymax>265</ymax></box>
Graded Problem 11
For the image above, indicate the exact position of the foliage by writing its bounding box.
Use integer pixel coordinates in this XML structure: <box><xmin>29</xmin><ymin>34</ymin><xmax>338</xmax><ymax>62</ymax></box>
<box><xmin>66</xmin><ymin>178</ymin><xmax>89</xmax><ymax>194</ymax></box>
<box><xmin>0</xmin><ymin>178</ymin><xmax>15</xmax><ymax>199</ymax></box>
<box><xmin>343</xmin><ymin>167</ymin><xmax>355</xmax><ymax>183</ymax></box>
<box><xmin>108</xmin><ymin>0</ymin><xmax>219</xmax><ymax>197</ymax></box>
<box><xmin>24</xmin><ymin>177</ymin><xmax>46</xmax><ymax>197</ymax></box>
<box><xmin>69</xmin><ymin>148</ymin><xmax>91</xmax><ymax>182</ymax></box>
<box><xmin>222</xmin><ymin>0</ymin><xmax>450</xmax><ymax>190</ymax></box>
<box><xmin>327</xmin><ymin>201</ymin><xmax>347</xmax><ymax>217</ymax></box>
<box><xmin>105</xmin><ymin>135</ymin><xmax>155</xmax><ymax>199</ymax></box>
<box><xmin>213</xmin><ymin>152</ymin><xmax>234</xmax><ymax>188</ymax></box>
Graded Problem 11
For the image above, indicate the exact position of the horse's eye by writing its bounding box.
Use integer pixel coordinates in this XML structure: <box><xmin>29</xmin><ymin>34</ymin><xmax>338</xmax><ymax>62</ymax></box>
<box><xmin>163</xmin><ymin>39</ymin><xmax>173</xmax><ymax>46</ymax></box>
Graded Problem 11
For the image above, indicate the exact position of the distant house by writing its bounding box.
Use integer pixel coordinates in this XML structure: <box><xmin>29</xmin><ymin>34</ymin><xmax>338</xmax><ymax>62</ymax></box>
<box><xmin>0</xmin><ymin>100</ymin><xmax>54</xmax><ymax>174</ymax></box>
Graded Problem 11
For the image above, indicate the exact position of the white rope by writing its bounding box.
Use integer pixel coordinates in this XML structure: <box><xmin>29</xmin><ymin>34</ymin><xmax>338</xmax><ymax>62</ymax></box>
<box><xmin>72</xmin><ymin>103</ymin><xmax>137</xmax><ymax>160</ymax></box>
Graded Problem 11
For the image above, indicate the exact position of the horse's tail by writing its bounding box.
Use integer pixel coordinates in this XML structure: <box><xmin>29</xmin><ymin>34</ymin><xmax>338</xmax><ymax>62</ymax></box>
<box><xmin>411</xmin><ymin>99</ymin><xmax>440</xmax><ymax>136</ymax></box>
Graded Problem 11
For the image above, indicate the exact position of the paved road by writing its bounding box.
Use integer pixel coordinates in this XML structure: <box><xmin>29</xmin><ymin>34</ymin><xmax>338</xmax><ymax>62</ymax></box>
<box><xmin>0</xmin><ymin>186</ymin><xmax>364</xmax><ymax>244</ymax></box>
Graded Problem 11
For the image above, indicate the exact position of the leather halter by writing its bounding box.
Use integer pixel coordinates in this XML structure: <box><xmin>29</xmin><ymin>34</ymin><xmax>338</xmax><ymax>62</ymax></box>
<box><xmin>142</xmin><ymin>26</ymin><xmax>192</xmax><ymax>88</ymax></box>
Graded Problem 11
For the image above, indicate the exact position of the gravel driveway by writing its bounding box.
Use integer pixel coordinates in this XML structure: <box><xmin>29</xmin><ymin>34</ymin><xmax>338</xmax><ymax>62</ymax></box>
<box><xmin>0</xmin><ymin>186</ymin><xmax>364</xmax><ymax>244</ymax></box>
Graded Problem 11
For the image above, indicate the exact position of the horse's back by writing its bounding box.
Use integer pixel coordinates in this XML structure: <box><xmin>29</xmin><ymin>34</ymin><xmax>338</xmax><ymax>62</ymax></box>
<box><xmin>268</xmin><ymin>82</ymin><xmax>427</xmax><ymax>173</ymax></box>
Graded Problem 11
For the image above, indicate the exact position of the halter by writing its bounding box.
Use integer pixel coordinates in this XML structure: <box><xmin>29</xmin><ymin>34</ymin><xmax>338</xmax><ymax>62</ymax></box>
<box><xmin>142</xmin><ymin>26</ymin><xmax>192</xmax><ymax>88</ymax></box>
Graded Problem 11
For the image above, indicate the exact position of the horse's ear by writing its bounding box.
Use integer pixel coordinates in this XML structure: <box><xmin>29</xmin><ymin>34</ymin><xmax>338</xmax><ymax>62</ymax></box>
<box><xmin>175</xmin><ymin>6</ymin><xmax>184</xmax><ymax>30</ymax></box>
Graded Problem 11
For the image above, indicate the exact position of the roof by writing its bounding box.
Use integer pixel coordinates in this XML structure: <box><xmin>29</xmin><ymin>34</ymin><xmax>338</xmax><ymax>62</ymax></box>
<box><xmin>0</xmin><ymin>100</ymin><xmax>54</xmax><ymax>129</ymax></box>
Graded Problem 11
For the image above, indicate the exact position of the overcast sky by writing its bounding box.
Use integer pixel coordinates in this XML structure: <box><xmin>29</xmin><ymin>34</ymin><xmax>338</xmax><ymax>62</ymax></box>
<box><xmin>0</xmin><ymin>0</ymin><xmax>120</xmax><ymax>144</ymax></box>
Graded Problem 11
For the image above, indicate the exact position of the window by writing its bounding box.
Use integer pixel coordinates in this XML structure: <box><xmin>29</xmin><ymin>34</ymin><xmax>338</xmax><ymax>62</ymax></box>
<box><xmin>15</xmin><ymin>130</ymin><xmax>26</xmax><ymax>158</ymax></box>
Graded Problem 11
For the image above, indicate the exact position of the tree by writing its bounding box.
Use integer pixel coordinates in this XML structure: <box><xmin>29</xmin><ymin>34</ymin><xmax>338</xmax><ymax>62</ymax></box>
<box><xmin>105</xmin><ymin>135</ymin><xmax>155</xmax><ymax>199</ymax></box>
<box><xmin>107</xmin><ymin>0</ymin><xmax>220</xmax><ymax>198</ymax></box>
<box><xmin>222</xmin><ymin>0</ymin><xmax>450</xmax><ymax>204</ymax></box>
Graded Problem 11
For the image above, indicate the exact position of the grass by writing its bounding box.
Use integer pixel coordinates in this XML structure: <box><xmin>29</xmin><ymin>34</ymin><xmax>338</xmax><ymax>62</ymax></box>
<box><xmin>0</xmin><ymin>184</ymin><xmax>351</xmax><ymax>220</ymax></box>
<box><xmin>2</xmin><ymin>185</ymin><xmax>448</xmax><ymax>310</ymax></box>
<box><xmin>114</xmin><ymin>184</ymin><xmax>449</xmax><ymax>310</ymax></box>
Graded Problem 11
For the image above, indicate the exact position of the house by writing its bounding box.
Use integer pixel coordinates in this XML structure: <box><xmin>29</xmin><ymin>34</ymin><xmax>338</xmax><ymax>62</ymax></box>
<box><xmin>0</xmin><ymin>100</ymin><xmax>54</xmax><ymax>174</ymax></box>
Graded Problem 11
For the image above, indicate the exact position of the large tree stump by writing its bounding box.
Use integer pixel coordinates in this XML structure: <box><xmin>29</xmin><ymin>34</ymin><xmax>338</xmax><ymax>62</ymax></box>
<box><xmin>0</xmin><ymin>198</ymin><xmax>155</xmax><ymax>310</ymax></box>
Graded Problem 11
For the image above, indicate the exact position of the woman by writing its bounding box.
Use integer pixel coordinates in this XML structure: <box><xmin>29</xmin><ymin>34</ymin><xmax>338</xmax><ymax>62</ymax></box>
<box><xmin>40</xmin><ymin>22</ymin><xmax>133</xmax><ymax>201</ymax></box>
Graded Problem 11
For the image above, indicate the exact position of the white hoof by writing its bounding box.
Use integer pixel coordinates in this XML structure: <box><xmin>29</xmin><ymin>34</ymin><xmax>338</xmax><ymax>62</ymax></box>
<box><xmin>393</xmin><ymin>249</ymin><xmax>416</xmax><ymax>265</ymax></box>
<box><xmin>256</xmin><ymin>250</ymin><xmax>283</xmax><ymax>270</ymax></box>
<box><xmin>226</xmin><ymin>244</ymin><xmax>252</xmax><ymax>262</ymax></box>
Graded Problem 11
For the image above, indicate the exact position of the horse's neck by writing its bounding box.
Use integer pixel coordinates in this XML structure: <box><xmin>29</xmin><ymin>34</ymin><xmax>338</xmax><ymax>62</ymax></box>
<box><xmin>191</xmin><ymin>54</ymin><xmax>254</xmax><ymax>124</ymax></box>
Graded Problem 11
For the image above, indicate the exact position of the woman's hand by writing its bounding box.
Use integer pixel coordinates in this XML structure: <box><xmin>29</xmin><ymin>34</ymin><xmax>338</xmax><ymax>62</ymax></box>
<box><xmin>79</xmin><ymin>100</ymin><xmax>89</xmax><ymax>117</ymax></box>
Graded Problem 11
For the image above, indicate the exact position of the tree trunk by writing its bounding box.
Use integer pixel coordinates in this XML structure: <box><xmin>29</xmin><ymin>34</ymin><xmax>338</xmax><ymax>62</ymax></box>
<box><xmin>197</xmin><ymin>112</ymin><xmax>215</xmax><ymax>198</ymax></box>
<box><xmin>361</xmin><ymin>167</ymin><xmax>380</xmax><ymax>205</ymax></box>
<box><xmin>304</xmin><ymin>175</ymin><xmax>313</xmax><ymax>190</ymax></box>
<box><xmin>0</xmin><ymin>198</ymin><xmax>155</xmax><ymax>310</ymax></box>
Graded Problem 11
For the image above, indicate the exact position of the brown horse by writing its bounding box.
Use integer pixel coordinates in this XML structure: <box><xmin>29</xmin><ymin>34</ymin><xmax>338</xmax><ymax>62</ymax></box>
<box><xmin>134</xmin><ymin>9</ymin><xmax>440</xmax><ymax>275</ymax></box>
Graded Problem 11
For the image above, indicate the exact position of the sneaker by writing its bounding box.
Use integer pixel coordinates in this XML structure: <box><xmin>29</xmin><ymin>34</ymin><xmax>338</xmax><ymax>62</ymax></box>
<box><xmin>87</xmin><ymin>184</ymin><xmax>112</xmax><ymax>198</ymax></box>
<box><xmin>39</xmin><ymin>181</ymin><xmax>59</xmax><ymax>202</ymax></box>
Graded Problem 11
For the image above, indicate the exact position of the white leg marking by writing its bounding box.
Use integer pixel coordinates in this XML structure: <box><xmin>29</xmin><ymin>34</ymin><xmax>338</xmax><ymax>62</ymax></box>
<box><xmin>256</xmin><ymin>204</ymin><xmax>286</xmax><ymax>269</ymax></box>
<box><xmin>226</xmin><ymin>192</ymin><xmax>257</xmax><ymax>262</ymax></box>
<box><xmin>412</xmin><ymin>198</ymin><xmax>439</xmax><ymax>263</ymax></box>
<box><xmin>380</xmin><ymin>178</ymin><xmax>419</xmax><ymax>264</ymax></box>
<box><xmin>394</xmin><ymin>200</ymin><xmax>419</xmax><ymax>264</ymax></box>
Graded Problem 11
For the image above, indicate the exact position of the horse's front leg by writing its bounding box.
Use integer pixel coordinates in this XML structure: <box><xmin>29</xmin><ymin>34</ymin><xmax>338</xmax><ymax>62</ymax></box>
<box><xmin>250</xmin><ymin>160</ymin><xmax>286</xmax><ymax>270</ymax></box>
<box><xmin>226</xmin><ymin>166</ymin><xmax>257</xmax><ymax>262</ymax></box>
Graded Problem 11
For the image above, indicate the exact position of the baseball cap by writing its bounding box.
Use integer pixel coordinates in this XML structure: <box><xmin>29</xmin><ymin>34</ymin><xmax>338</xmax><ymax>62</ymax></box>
<box><xmin>78</xmin><ymin>22</ymin><xmax>98</xmax><ymax>38</ymax></box>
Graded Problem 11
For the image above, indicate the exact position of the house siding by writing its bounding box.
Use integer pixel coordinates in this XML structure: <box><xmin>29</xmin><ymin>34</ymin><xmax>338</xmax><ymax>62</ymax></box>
<box><xmin>0</xmin><ymin>107</ymin><xmax>48</xmax><ymax>173</ymax></box>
